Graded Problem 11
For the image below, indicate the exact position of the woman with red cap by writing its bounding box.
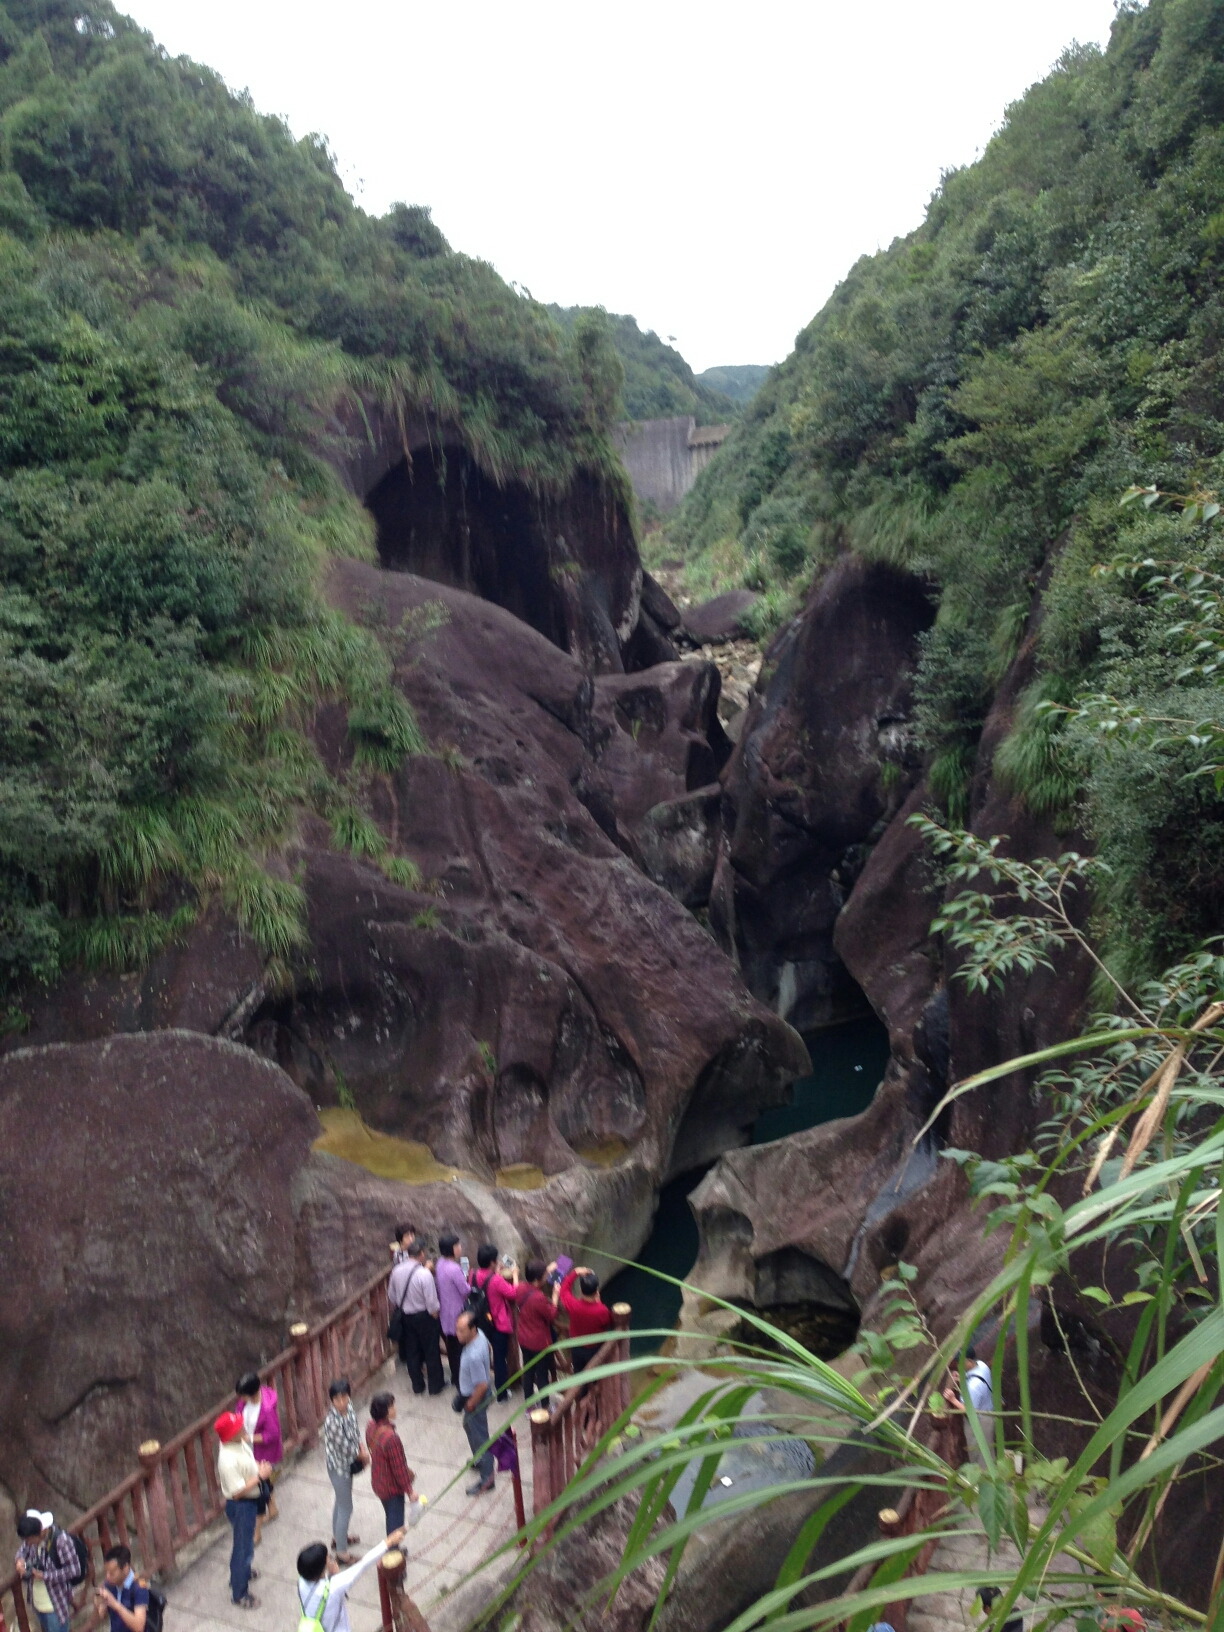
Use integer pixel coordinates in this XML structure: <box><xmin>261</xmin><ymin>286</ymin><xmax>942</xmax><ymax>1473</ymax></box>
<box><xmin>215</xmin><ymin>1411</ymin><xmax>271</xmax><ymax>1609</ymax></box>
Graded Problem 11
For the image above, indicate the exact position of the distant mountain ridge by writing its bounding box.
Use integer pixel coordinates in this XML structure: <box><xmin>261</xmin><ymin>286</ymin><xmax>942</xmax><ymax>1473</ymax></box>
<box><xmin>697</xmin><ymin>364</ymin><xmax>771</xmax><ymax>405</ymax></box>
<box><xmin>549</xmin><ymin>305</ymin><xmax>740</xmax><ymax>424</ymax></box>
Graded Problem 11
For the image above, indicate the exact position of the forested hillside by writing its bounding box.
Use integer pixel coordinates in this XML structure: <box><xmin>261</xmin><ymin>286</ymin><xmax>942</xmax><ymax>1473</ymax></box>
<box><xmin>0</xmin><ymin>0</ymin><xmax>629</xmax><ymax>1017</ymax></box>
<box><xmin>663</xmin><ymin>0</ymin><xmax>1224</xmax><ymax>982</ymax></box>
<box><xmin>550</xmin><ymin>304</ymin><xmax>737</xmax><ymax>423</ymax></box>
<box><xmin>696</xmin><ymin>363</ymin><xmax>771</xmax><ymax>405</ymax></box>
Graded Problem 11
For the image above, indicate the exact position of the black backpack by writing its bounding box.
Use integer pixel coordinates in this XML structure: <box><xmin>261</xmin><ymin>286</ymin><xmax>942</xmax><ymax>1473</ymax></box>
<box><xmin>53</xmin><ymin>1528</ymin><xmax>89</xmax><ymax>1586</ymax></box>
<box><xmin>463</xmin><ymin>1274</ymin><xmax>492</xmax><ymax>1335</ymax></box>
<box><xmin>141</xmin><ymin>1581</ymin><xmax>167</xmax><ymax>1632</ymax></box>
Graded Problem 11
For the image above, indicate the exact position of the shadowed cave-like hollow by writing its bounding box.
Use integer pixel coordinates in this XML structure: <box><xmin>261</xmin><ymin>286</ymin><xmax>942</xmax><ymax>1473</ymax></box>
<box><xmin>365</xmin><ymin>444</ymin><xmax>642</xmax><ymax>675</ymax></box>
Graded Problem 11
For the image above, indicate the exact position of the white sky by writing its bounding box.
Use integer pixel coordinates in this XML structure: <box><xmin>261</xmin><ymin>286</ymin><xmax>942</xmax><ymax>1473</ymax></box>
<box><xmin>121</xmin><ymin>1</ymin><xmax>1121</xmax><ymax>373</ymax></box>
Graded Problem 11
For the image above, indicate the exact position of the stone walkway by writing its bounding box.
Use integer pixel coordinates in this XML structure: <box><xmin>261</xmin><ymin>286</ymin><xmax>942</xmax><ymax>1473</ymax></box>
<box><xmin>164</xmin><ymin>1357</ymin><xmax>531</xmax><ymax>1632</ymax></box>
<box><xmin>907</xmin><ymin>1504</ymin><xmax>1082</xmax><ymax>1632</ymax></box>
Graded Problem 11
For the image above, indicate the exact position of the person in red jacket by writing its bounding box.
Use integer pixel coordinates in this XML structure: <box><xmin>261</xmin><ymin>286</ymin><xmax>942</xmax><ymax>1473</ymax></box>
<box><xmin>513</xmin><ymin>1260</ymin><xmax>557</xmax><ymax>1397</ymax></box>
<box><xmin>553</xmin><ymin>1261</ymin><xmax>611</xmax><ymax>1371</ymax></box>
<box><xmin>365</xmin><ymin>1393</ymin><xmax>415</xmax><ymax>1536</ymax></box>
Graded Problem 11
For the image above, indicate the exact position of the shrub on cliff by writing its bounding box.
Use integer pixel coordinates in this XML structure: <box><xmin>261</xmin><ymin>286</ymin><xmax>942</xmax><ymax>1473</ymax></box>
<box><xmin>659</xmin><ymin>0</ymin><xmax>1224</xmax><ymax>978</ymax></box>
<box><xmin>0</xmin><ymin>0</ymin><xmax>626</xmax><ymax>1018</ymax></box>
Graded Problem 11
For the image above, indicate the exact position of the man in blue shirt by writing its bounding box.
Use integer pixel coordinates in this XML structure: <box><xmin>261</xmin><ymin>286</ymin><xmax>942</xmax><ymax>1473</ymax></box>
<box><xmin>456</xmin><ymin>1311</ymin><xmax>495</xmax><ymax>1495</ymax></box>
<box><xmin>91</xmin><ymin>1546</ymin><xmax>148</xmax><ymax>1632</ymax></box>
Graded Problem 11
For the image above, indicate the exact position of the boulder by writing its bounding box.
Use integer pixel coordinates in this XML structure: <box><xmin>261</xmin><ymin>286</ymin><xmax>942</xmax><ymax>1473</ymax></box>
<box><xmin>682</xmin><ymin>589</ymin><xmax>761</xmax><ymax>645</ymax></box>
<box><xmin>711</xmin><ymin>557</ymin><xmax>934</xmax><ymax>1030</ymax></box>
<box><xmin>832</xmin><ymin>780</ymin><xmax>942</xmax><ymax>1067</ymax></box>
<box><xmin>243</xmin><ymin>563</ymin><xmax>808</xmax><ymax>1255</ymax></box>
<box><xmin>0</xmin><ymin>1031</ymin><xmax>435</xmax><ymax>1513</ymax></box>
<box><xmin>640</xmin><ymin>570</ymin><xmax>683</xmax><ymax>631</ymax></box>
<box><xmin>636</xmin><ymin>786</ymin><xmax>722</xmax><ymax>908</ymax></box>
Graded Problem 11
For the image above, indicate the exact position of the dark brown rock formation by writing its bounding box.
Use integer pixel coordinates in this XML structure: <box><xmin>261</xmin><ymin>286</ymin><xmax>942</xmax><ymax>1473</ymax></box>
<box><xmin>682</xmin><ymin>590</ymin><xmax>761</xmax><ymax>645</ymax></box>
<box><xmin>690</xmin><ymin>559</ymin><xmax>1097</xmax><ymax>1344</ymax></box>
<box><xmin>711</xmin><ymin>557</ymin><xmax>935</xmax><ymax>1031</ymax></box>
<box><xmin>0</xmin><ymin>1030</ymin><xmax>483</xmax><ymax>1516</ymax></box>
<box><xmin>330</xmin><ymin>395</ymin><xmax>674</xmax><ymax>676</ymax></box>
<box><xmin>251</xmin><ymin>562</ymin><xmax>806</xmax><ymax>1199</ymax></box>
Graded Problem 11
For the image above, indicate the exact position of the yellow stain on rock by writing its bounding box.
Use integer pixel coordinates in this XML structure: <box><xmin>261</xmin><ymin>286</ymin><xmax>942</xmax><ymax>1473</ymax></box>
<box><xmin>575</xmin><ymin>1136</ymin><xmax>630</xmax><ymax>1168</ymax></box>
<box><xmin>313</xmin><ymin>1107</ymin><xmax>466</xmax><ymax>1184</ymax></box>
<box><xmin>494</xmin><ymin>1163</ymin><xmax>547</xmax><ymax>1190</ymax></box>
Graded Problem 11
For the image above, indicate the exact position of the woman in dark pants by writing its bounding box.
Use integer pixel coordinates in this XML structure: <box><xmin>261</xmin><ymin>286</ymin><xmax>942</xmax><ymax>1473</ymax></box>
<box><xmin>365</xmin><ymin>1393</ymin><xmax>415</xmax><ymax>1534</ymax></box>
<box><xmin>513</xmin><ymin>1259</ymin><xmax>557</xmax><ymax>1395</ymax></box>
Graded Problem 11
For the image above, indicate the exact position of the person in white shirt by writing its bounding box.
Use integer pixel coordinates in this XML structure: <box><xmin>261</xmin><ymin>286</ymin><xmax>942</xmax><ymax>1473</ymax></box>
<box><xmin>296</xmin><ymin>1531</ymin><xmax>406</xmax><ymax>1632</ymax></box>
<box><xmin>963</xmin><ymin>1348</ymin><xmax>993</xmax><ymax>1414</ymax></box>
<box><xmin>943</xmin><ymin>1346</ymin><xmax>995</xmax><ymax>1464</ymax></box>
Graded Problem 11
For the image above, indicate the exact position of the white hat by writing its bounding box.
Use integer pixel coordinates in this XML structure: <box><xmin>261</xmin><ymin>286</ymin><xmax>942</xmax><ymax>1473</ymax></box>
<box><xmin>24</xmin><ymin>1510</ymin><xmax>53</xmax><ymax>1530</ymax></box>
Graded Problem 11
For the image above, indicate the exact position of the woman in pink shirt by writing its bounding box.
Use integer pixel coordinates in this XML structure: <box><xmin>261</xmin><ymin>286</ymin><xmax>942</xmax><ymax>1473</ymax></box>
<box><xmin>471</xmin><ymin>1243</ymin><xmax>517</xmax><ymax>1400</ymax></box>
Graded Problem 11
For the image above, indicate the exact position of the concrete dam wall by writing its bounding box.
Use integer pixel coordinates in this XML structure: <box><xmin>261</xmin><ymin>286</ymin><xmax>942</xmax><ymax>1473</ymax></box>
<box><xmin>614</xmin><ymin>416</ymin><xmax>730</xmax><ymax>513</ymax></box>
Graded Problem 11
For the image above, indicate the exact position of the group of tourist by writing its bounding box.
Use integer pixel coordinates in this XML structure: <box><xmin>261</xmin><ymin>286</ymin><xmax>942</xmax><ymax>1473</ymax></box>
<box><xmin>10</xmin><ymin>1225</ymin><xmax>614</xmax><ymax>1621</ymax></box>
<box><xmin>15</xmin><ymin>1512</ymin><xmax>151</xmax><ymax>1632</ymax></box>
<box><xmin>386</xmin><ymin>1225</ymin><xmax>613</xmax><ymax>1400</ymax></box>
<box><xmin>218</xmin><ymin>1227</ymin><xmax>613</xmax><ymax>1605</ymax></box>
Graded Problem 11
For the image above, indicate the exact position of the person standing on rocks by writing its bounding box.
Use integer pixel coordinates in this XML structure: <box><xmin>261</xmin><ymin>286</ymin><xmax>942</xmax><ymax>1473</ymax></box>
<box><xmin>514</xmin><ymin>1260</ymin><xmax>557</xmax><ymax>1397</ymax></box>
<box><xmin>365</xmin><ymin>1393</ymin><xmax>416</xmax><ymax>1535</ymax></box>
<box><xmin>14</xmin><ymin>1510</ymin><xmax>79</xmax><ymax>1632</ymax></box>
<box><xmin>295</xmin><ymin>1529</ymin><xmax>407</xmax><ymax>1632</ymax></box>
<box><xmin>471</xmin><ymin>1244</ymin><xmax>517</xmax><ymax>1399</ymax></box>
<box><xmin>554</xmin><ymin>1262</ymin><xmax>611</xmax><ymax>1371</ymax></box>
<box><xmin>436</xmin><ymin>1234</ymin><xmax>469</xmax><ymax>1391</ymax></box>
<box><xmin>455</xmin><ymin>1311</ymin><xmax>495</xmax><ymax>1496</ymax></box>
<box><xmin>235</xmin><ymin>1371</ymin><xmax>283</xmax><ymax>1544</ymax></box>
<box><xmin>321</xmin><ymin>1378</ymin><xmax>367</xmax><ymax>1565</ymax></box>
<box><xmin>214</xmin><ymin>1409</ymin><xmax>271</xmax><ymax>1608</ymax></box>
<box><xmin>389</xmin><ymin>1239</ymin><xmax>445</xmax><ymax>1395</ymax></box>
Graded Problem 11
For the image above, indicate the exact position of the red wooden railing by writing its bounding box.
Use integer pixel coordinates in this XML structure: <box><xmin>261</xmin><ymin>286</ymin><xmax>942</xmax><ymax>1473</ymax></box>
<box><xmin>528</xmin><ymin>1302</ymin><xmax>632</xmax><ymax>1536</ymax></box>
<box><xmin>843</xmin><ymin>1406</ymin><xmax>969</xmax><ymax>1632</ymax></box>
<box><xmin>0</xmin><ymin>1265</ymin><xmax>395</xmax><ymax>1632</ymax></box>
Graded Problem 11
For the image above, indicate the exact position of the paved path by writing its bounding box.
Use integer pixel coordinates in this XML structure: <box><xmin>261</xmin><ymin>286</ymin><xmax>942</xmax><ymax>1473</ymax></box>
<box><xmin>907</xmin><ymin>1504</ymin><xmax>1082</xmax><ymax>1632</ymax></box>
<box><xmin>164</xmin><ymin>1357</ymin><xmax>531</xmax><ymax>1632</ymax></box>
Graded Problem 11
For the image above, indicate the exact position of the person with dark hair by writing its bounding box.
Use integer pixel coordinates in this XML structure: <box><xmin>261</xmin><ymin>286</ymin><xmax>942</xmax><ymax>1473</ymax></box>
<box><xmin>455</xmin><ymin>1311</ymin><xmax>495</xmax><ymax>1495</ymax></box>
<box><xmin>365</xmin><ymin>1393</ymin><xmax>416</xmax><ymax>1535</ymax></box>
<box><xmin>92</xmin><ymin>1546</ymin><xmax>148</xmax><ymax>1632</ymax></box>
<box><xmin>390</xmin><ymin>1223</ymin><xmax>416</xmax><ymax>1266</ymax></box>
<box><xmin>214</xmin><ymin>1409</ymin><xmax>271</xmax><ymax>1607</ymax></box>
<box><xmin>514</xmin><ymin>1260</ymin><xmax>556</xmax><ymax>1398</ymax></box>
<box><xmin>977</xmin><ymin>1588</ymin><xmax>1023</xmax><ymax>1632</ymax></box>
<box><xmin>14</xmin><ymin>1510</ymin><xmax>78</xmax><ymax>1632</ymax></box>
<box><xmin>554</xmin><ymin>1262</ymin><xmax>611</xmax><ymax>1371</ymax></box>
<box><xmin>471</xmin><ymin>1244</ymin><xmax>517</xmax><ymax>1399</ymax></box>
<box><xmin>296</xmin><ymin>1527</ymin><xmax>406</xmax><ymax>1632</ymax></box>
<box><xmin>388</xmin><ymin>1240</ymin><xmax>444</xmax><ymax>1396</ymax></box>
<box><xmin>234</xmin><ymin>1371</ymin><xmax>283</xmax><ymax>1544</ymax></box>
<box><xmin>435</xmin><ymin>1235</ymin><xmax>468</xmax><ymax>1390</ymax></box>
<box><xmin>322</xmin><ymin>1378</ymin><xmax>367</xmax><ymax>1564</ymax></box>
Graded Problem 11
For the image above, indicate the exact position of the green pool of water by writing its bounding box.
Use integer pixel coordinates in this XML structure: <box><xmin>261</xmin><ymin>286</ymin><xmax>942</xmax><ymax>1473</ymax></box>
<box><xmin>606</xmin><ymin>1014</ymin><xmax>889</xmax><ymax>1355</ymax></box>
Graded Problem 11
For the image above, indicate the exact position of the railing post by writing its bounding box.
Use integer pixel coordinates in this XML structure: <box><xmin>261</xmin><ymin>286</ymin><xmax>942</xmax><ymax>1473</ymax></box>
<box><xmin>612</xmin><ymin>1302</ymin><xmax>632</xmax><ymax>1414</ymax></box>
<box><xmin>508</xmin><ymin>1427</ymin><xmax>527</xmax><ymax>1544</ymax></box>
<box><xmin>138</xmin><ymin>1440</ymin><xmax>175</xmax><ymax>1576</ymax></box>
<box><xmin>378</xmin><ymin>1548</ymin><xmax>430</xmax><ymax>1632</ymax></box>
<box><xmin>290</xmin><ymin>1322</ymin><xmax>320</xmax><ymax>1446</ymax></box>
<box><xmin>529</xmin><ymin>1408</ymin><xmax>552</xmax><ymax>1520</ymax></box>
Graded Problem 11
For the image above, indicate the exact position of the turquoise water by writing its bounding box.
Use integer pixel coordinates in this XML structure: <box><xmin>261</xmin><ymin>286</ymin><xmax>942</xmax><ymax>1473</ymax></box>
<box><xmin>605</xmin><ymin>1014</ymin><xmax>890</xmax><ymax>1354</ymax></box>
<box><xmin>750</xmin><ymin>1013</ymin><xmax>890</xmax><ymax>1145</ymax></box>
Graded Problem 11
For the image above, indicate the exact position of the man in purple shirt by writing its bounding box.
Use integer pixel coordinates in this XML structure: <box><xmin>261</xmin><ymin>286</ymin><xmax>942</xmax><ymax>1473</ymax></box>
<box><xmin>435</xmin><ymin>1235</ymin><xmax>470</xmax><ymax>1391</ymax></box>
